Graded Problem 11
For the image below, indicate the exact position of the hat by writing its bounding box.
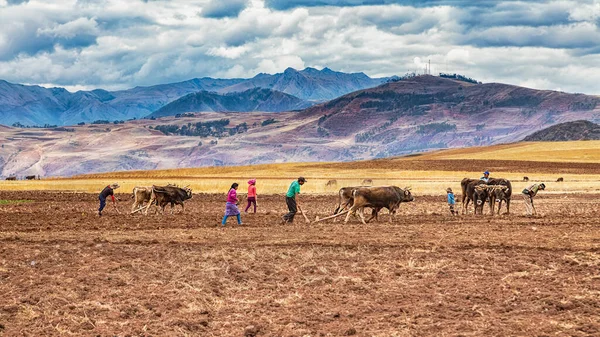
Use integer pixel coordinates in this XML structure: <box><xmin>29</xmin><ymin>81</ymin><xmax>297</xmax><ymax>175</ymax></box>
<box><xmin>539</xmin><ymin>183</ymin><xmax>546</xmax><ymax>189</ymax></box>
<box><xmin>110</xmin><ymin>183</ymin><xmax>120</xmax><ymax>189</ymax></box>
<box><xmin>248</xmin><ymin>179</ymin><xmax>256</xmax><ymax>185</ymax></box>
<box><xmin>484</xmin><ymin>171</ymin><xmax>490</xmax><ymax>175</ymax></box>
<box><xmin>446</xmin><ymin>188</ymin><xmax>452</xmax><ymax>193</ymax></box>
<box><xmin>298</xmin><ymin>177</ymin><xmax>307</xmax><ymax>182</ymax></box>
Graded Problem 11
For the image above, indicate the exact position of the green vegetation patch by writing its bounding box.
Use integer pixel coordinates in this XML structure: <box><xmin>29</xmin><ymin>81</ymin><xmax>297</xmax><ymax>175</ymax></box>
<box><xmin>0</xmin><ymin>200</ymin><xmax>34</xmax><ymax>205</ymax></box>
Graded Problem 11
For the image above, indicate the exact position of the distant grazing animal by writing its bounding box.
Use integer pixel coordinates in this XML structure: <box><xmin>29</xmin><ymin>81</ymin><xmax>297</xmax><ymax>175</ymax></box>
<box><xmin>523</xmin><ymin>176</ymin><xmax>529</xmax><ymax>182</ymax></box>
<box><xmin>144</xmin><ymin>185</ymin><xmax>193</xmax><ymax>215</ymax></box>
<box><xmin>326</xmin><ymin>179</ymin><xmax>338</xmax><ymax>187</ymax></box>
<box><xmin>344</xmin><ymin>186</ymin><xmax>414</xmax><ymax>224</ymax></box>
<box><xmin>5</xmin><ymin>176</ymin><xmax>16</xmax><ymax>181</ymax></box>
<box><xmin>361</xmin><ymin>179</ymin><xmax>373</xmax><ymax>185</ymax></box>
<box><xmin>131</xmin><ymin>186</ymin><xmax>154</xmax><ymax>214</ymax></box>
<box><xmin>486</xmin><ymin>178</ymin><xmax>513</xmax><ymax>214</ymax></box>
<box><xmin>25</xmin><ymin>175</ymin><xmax>36</xmax><ymax>180</ymax></box>
<box><xmin>557</xmin><ymin>177</ymin><xmax>564</xmax><ymax>182</ymax></box>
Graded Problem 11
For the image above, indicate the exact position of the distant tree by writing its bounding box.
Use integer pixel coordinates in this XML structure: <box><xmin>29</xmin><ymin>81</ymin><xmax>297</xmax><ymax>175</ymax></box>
<box><xmin>261</xmin><ymin>118</ymin><xmax>278</xmax><ymax>126</ymax></box>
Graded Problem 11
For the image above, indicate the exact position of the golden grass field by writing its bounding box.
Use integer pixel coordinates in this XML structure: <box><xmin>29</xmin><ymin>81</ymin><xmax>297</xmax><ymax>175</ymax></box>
<box><xmin>1</xmin><ymin>141</ymin><xmax>600</xmax><ymax>195</ymax></box>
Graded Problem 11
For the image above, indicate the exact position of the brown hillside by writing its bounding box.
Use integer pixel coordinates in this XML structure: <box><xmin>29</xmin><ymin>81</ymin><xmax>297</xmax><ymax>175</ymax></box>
<box><xmin>2</xmin><ymin>76</ymin><xmax>600</xmax><ymax>177</ymax></box>
<box><xmin>523</xmin><ymin>120</ymin><xmax>600</xmax><ymax>141</ymax></box>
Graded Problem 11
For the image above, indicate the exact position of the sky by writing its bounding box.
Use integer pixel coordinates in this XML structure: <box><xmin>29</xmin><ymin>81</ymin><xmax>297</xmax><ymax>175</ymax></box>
<box><xmin>1</xmin><ymin>0</ymin><xmax>600</xmax><ymax>94</ymax></box>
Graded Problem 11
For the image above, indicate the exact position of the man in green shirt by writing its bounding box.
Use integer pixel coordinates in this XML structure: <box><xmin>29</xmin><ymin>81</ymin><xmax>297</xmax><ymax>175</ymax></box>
<box><xmin>522</xmin><ymin>183</ymin><xmax>545</xmax><ymax>216</ymax></box>
<box><xmin>282</xmin><ymin>177</ymin><xmax>306</xmax><ymax>224</ymax></box>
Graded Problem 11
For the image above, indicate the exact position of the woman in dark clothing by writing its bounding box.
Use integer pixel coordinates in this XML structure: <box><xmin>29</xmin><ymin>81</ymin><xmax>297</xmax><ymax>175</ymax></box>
<box><xmin>98</xmin><ymin>183</ymin><xmax>120</xmax><ymax>216</ymax></box>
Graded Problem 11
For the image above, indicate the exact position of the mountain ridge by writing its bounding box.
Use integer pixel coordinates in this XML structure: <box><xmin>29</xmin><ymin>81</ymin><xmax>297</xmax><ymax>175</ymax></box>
<box><xmin>148</xmin><ymin>88</ymin><xmax>313</xmax><ymax>118</ymax></box>
<box><xmin>0</xmin><ymin>67</ymin><xmax>392</xmax><ymax>126</ymax></box>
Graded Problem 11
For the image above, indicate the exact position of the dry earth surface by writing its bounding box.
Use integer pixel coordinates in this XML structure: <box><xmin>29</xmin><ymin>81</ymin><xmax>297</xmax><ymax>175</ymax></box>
<box><xmin>1</xmin><ymin>190</ymin><xmax>599</xmax><ymax>336</ymax></box>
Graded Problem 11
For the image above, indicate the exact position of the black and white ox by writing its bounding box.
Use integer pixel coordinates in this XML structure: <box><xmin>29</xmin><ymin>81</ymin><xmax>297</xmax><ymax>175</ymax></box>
<box><xmin>344</xmin><ymin>186</ymin><xmax>414</xmax><ymax>224</ymax></box>
<box><xmin>144</xmin><ymin>185</ymin><xmax>193</xmax><ymax>215</ymax></box>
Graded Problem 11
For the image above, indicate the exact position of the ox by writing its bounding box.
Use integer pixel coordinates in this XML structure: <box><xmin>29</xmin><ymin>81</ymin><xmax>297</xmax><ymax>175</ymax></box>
<box><xmin>344</xmin><ymin>186</ymin><xmax>414</xmax><ymax>224</ymax></box>
<box><xmin>557</xmin><ymin>177</ymin><xmax>564</xmax><ymax>182</ymax></box>
<box><xmin>461</xmin><ymin>178</ymin><xmax>485</xmax><ymax>214</ymax></box>
<box><xmin>470</xmin><ymin>184</ymin><xmax>490</xmax><ymax>215</ymax></box>
<box><xmin>523</xmin><ymin>176</ymin><xmax>529</xmax><ymax>182</ymax></box>
<box><xmin>487</xmin><ymin>178</ymin><xmax>512</xmax><ymax>214</ymax></box>
<box><xmin>131</xmin><ymin>186</ymin><xmax>154</xmax><ymax>214</ymax></box>
<box><xmin>144</xmin><ymin>185</ymin><xmax>193</xmax><ymax>215</ymax></box>
<box><xmin>25</xmin><ymin>175</ymin><xmax>36</xmax><ymax>180</ymax></box>
<box><xmin>487</xmin><ymin>185</ymin><xmax>510</xmax><ymax>215</ymax></box>
<box><xmin>332</xmin><ymin>186</ymin><xmax>381</xmax><ymax>222</ymax></box>
<box><xmin>5</xmin><ymin>176</ymin><xmax>16</xmax><ymax>181</ymax></box>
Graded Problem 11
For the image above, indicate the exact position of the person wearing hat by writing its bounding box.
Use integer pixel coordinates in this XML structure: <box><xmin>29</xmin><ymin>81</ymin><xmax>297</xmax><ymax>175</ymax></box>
<box><xmin>98</xmin><ymin>183</ymin><xmax>120</xmax><ymax>216</ymax></box>
<box><xmin>446</xmin><ymin>187</ymin><xmax>456</xmax><ymax>216</ymax></box>
<box><xmin>245</xmin><ymin>179</ymin><xmax>258</xmax><ymax>214</ymax></box>
<box><xmin>282</xmin><ymin>177</ymin><xmax>306</xmax><ymax>224</ymax></box>
<box><xmin>480</xmin><ymin>171</ymin><xmax>490</xmax><ymax>183</ymax></box>
<box><xmin>522</xmin><ymin>182</ymin><xmax>546</xmax><ymax>216</ymax></box>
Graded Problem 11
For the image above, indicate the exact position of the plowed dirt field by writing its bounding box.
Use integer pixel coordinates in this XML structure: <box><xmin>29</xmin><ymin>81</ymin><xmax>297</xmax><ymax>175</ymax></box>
<box><xmin>1</xmin><ymin>191</ymin><xmax>599</xmax><ymax>336</ymax></box>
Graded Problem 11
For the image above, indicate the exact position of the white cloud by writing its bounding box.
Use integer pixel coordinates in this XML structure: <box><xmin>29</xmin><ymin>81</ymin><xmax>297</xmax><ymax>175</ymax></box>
<box><xmin>37</xmin><ymin>17</ymin><xmax>99</xmax><ymax>38</ymax></box>
<box><xmin>0</xmin><ymin>0</ymin><xmax>600</xmax><ymax>95</ymax></box>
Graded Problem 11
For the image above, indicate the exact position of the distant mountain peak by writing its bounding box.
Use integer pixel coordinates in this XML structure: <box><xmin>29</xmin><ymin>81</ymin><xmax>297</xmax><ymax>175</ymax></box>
<box><xmin>283</xmin><ymin>67</ymin><xmax>299</xmax><ymax>74</ymax></box>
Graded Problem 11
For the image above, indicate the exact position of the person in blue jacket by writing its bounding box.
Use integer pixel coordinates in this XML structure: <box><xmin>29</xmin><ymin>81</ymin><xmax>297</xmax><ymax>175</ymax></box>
<box><xmin>446</xmin><ymin>187</ymin><xmax>456</xmax><ymax>215</ymax></box>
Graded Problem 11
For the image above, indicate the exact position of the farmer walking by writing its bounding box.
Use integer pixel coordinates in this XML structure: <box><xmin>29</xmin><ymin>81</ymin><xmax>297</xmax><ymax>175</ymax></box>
<box><xmin>98</xmin><ymin>183</ymin><xmax>120</xmax><ymax>216</ymax></box>
<box><xmin>245</xmin><ymin>179</ymin><xmax>258</xmax><ymax>213</ymax></box>
<box><xmin>282</xmin><ymin>177</ymin><xmax>306</xmax><ymax>224</ymax></box>
<box><xmin>222</xmin><ymin>183</ymin><xmax>243</xmax><ymax>226</ymax></box>
<box><xmin>522</xmin><ymin>183</ymin><xmax>545</xmax><ymax>216</ymax></box>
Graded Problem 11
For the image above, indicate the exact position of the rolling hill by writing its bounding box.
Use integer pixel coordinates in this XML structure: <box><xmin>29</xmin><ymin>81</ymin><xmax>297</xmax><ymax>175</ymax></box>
<box><xmin>0</xmin><ymin>68</ymin><xmax>391</xmax><ymax>126</ymax></box>
<box><xmin>523</xmin><ymin>120</ymin><xmax>600</xmax><ymax>141</ymax></box>
<box><xmin>1</xmin><ymin>75</ymin><xmax>599</xmax><ymax>177</ymax></box>
<box><xmin>148</xmin><ymin>88</ymin><xmax>313</xmax><ymax>118</ymax></box>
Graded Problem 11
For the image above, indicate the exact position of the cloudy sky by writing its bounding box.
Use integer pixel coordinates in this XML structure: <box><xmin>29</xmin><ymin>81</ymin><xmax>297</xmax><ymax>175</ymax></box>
<box><xmin>1</xmin><ymin>0</ymin><xmax>600</xmax><ymax>94</ymax></box>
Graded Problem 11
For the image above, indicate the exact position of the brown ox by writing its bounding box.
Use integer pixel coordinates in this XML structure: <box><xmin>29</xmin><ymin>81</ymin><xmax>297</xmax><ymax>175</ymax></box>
<box><xmin>5</xmin><ymin>176</ymin><xmax>16</xmax><ymax>181</ymax></box>
<box><xmin>344</xmin><ymin>186</ymin><xmax>414</xmax><ymax>224</ymax></box>
<box><xmin>332</xmin><ymin>186</ymin><xmax>380</xmax><ymax>222</ymax></box>
<box><xmin>25</xmin><ymin>175</ymin><xmax>36</xmax><ymax>180</ymax></box>
<box><xmin>144</xmin><ymin>185</ymin><xmax>193</xmax><ymax>215</ymax></box>
<box><xmin>523</xmin><ymin>176</ymin><xmax>529</xmax><ymax>182</ymax></box>
<box><xmin>557</xmin><ymin>177</ymin><xmax>564</xmax><ymax>182</ymax></box>
<box><xmin>487</xmin><ymin>178</ymin><xmax>512</xmax><ymax>214</ymax></box>
<box><xmin>461</xmin><ymin>178</ymin><xmax>485</xmax><ymax>214</ymax></box>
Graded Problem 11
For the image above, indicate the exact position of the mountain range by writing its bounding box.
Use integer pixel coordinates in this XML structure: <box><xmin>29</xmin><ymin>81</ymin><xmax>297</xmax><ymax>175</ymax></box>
<box><xmin>1</xmin><ymin>75</ymin><xmax>599</xmax><ymax>177</ymax></box>
<box><xmin>148</xmin><ymin>88</ymin><xmax>313</xmax><ymax>118</ymax></box>
<box><xmin>0</xmin><ymin>67</ymin><xmax>390</xmax><ymax>126</ymax></box>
